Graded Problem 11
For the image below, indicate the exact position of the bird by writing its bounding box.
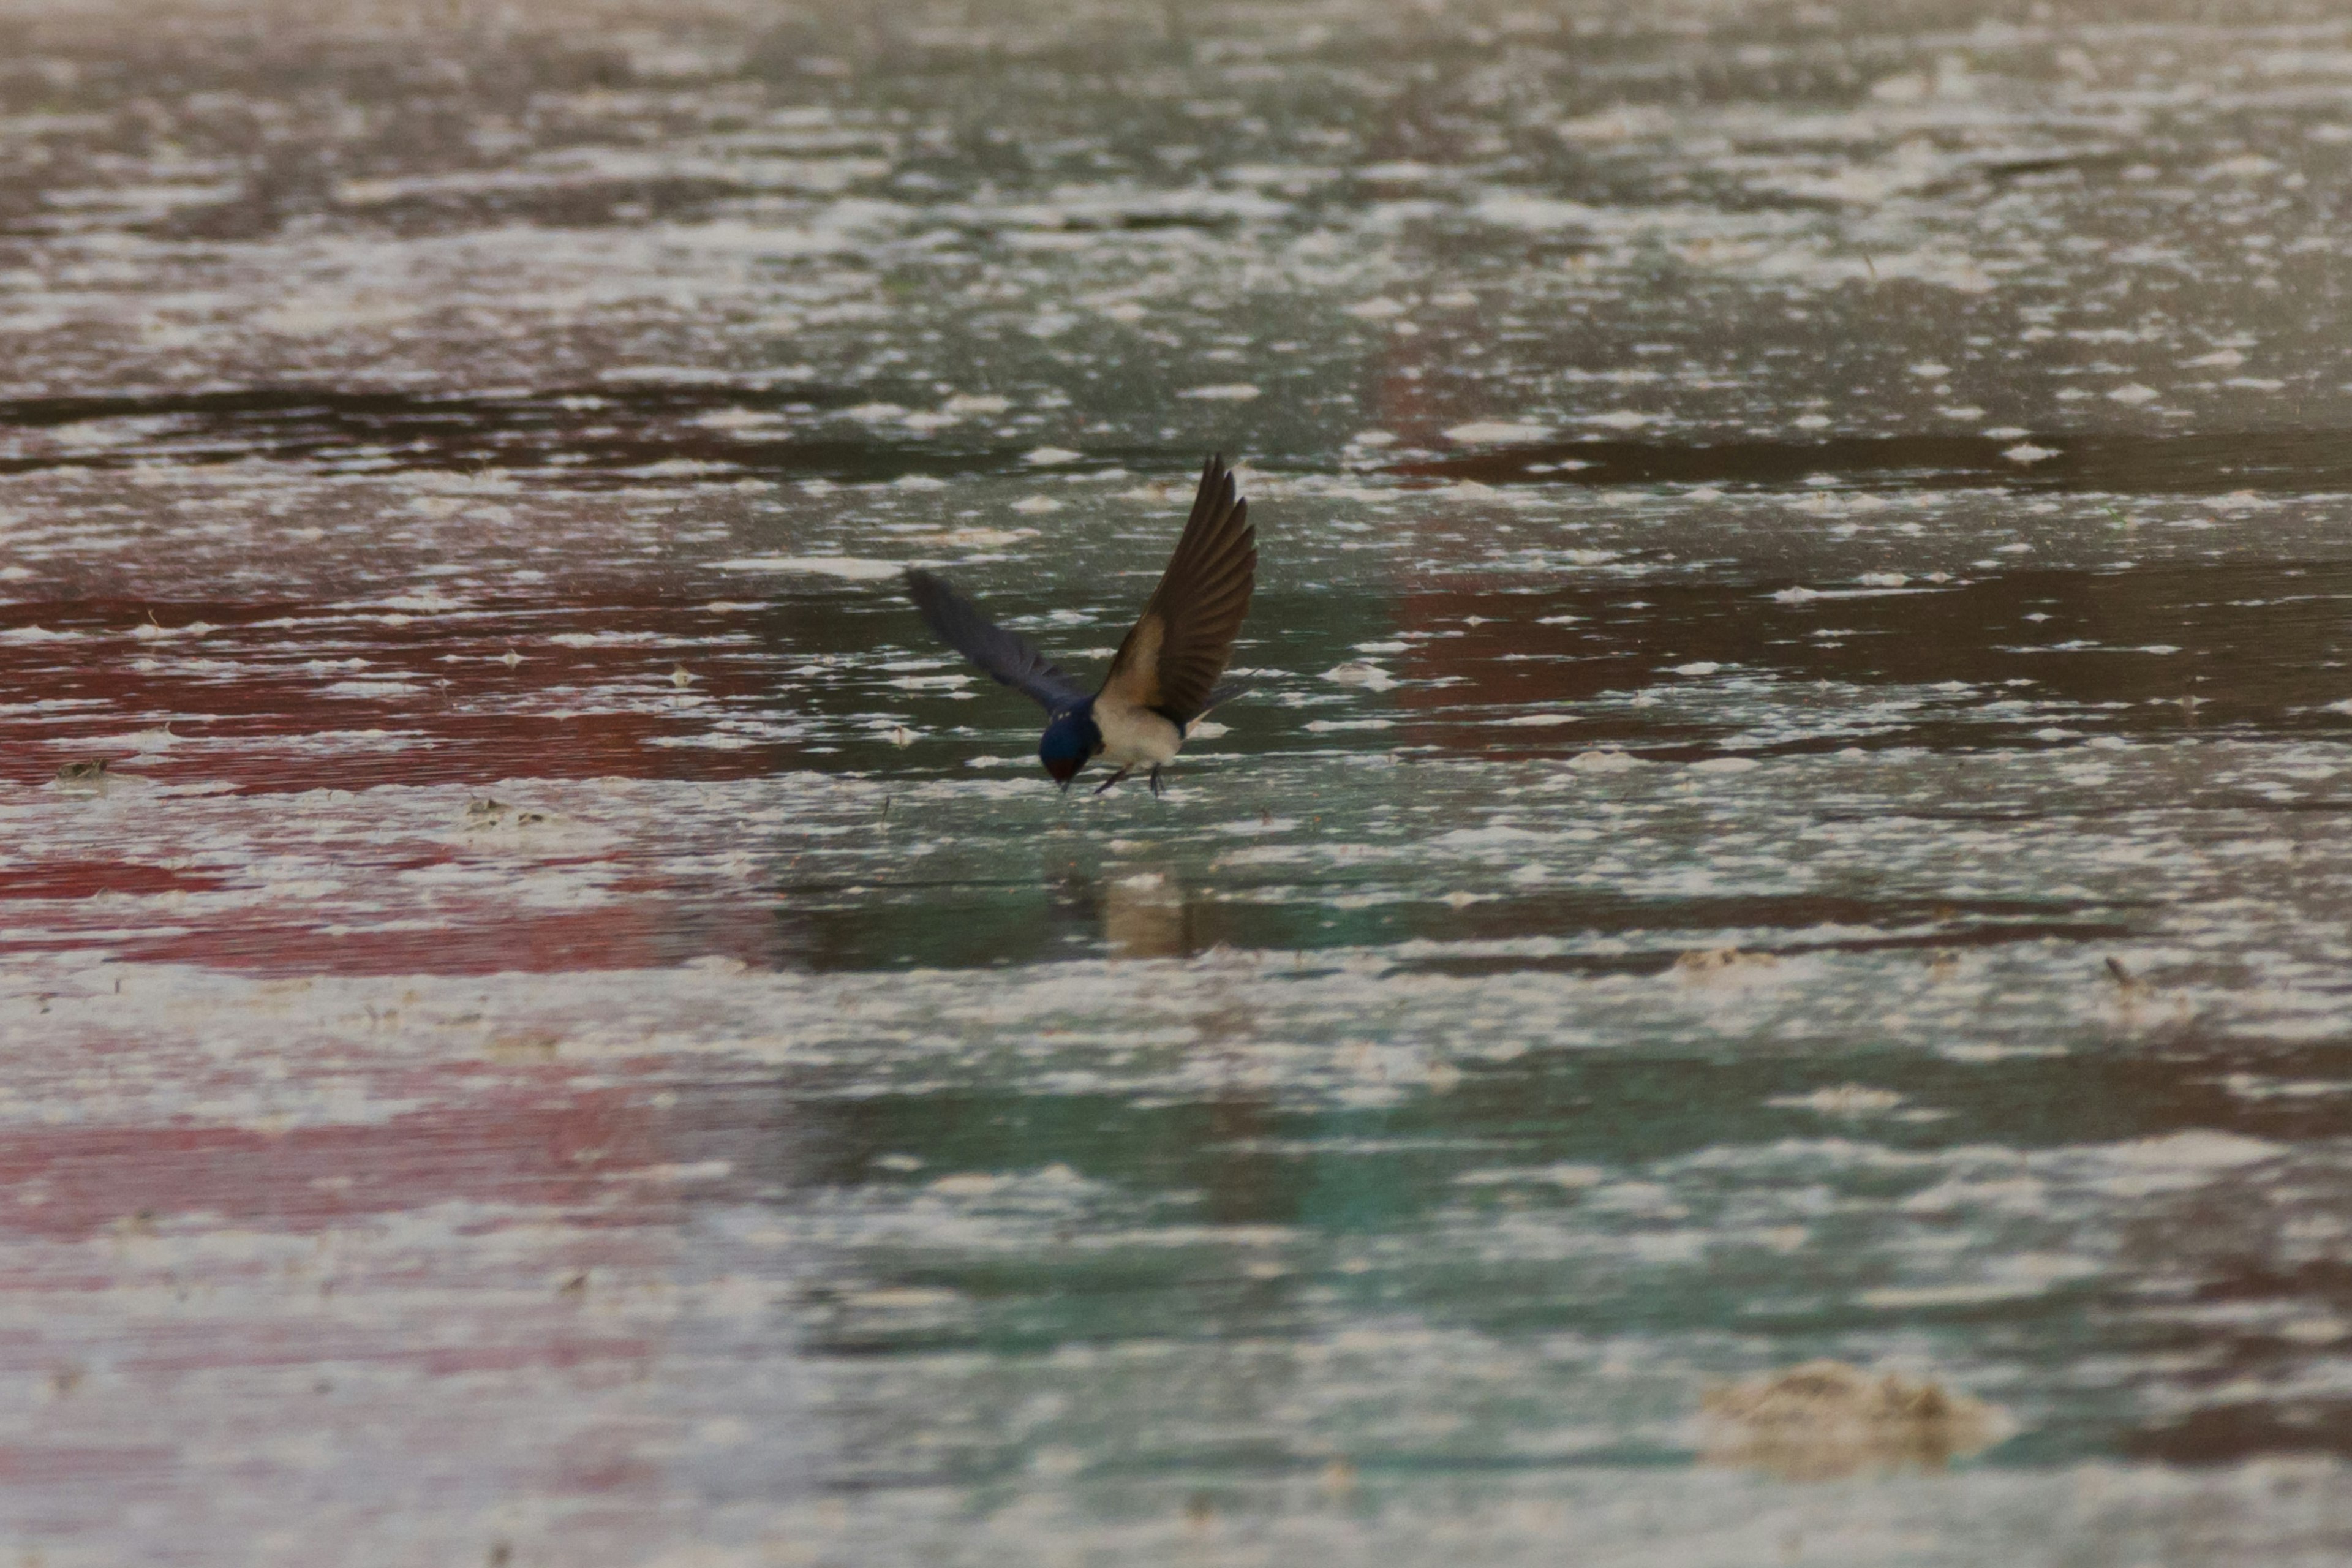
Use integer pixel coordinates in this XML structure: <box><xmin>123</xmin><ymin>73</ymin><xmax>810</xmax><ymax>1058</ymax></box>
<box><xmin>903</xmin><ymin>454</ymin><xmax>1256</xmax><ymax>796</ymax></box>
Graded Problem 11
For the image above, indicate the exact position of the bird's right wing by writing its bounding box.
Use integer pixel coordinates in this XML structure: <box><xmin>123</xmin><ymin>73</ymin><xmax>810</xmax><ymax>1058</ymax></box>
<box><xmin>1100</xmin><ymin>454</ymin><xmax>1257</xmax><ymax>726</ymax></box>
<box><xmin>903</xmin><ymin>568</ymin><xmax>1091</xmax><ymax>714</ymax></box>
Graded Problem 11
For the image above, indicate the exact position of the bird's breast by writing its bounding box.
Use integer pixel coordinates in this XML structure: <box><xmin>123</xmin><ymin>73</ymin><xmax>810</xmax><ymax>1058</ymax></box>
<box><xmin>1093</xmin><ymin>697</ymin><xmax>1184</xmax><ymax>766</ymax></box>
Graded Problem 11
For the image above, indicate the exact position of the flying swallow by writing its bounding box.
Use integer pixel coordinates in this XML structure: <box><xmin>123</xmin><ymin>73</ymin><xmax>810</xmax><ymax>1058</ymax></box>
<box><xmin>904</xmin><ymin>454</ymin><xmax>1256</xmax><ymax>796</ymax></box>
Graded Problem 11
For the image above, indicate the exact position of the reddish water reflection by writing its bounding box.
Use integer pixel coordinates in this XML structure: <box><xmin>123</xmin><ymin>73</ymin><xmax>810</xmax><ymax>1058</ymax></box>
<box><xmin>0</xmin><ymin>592</ymin><xmax>797</xmax><ymax>793</ymax></box>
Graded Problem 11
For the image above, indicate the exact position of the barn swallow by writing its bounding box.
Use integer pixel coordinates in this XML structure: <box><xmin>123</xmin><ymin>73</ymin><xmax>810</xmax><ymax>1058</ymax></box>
<box><xmin>904</xmin><ymin>454</ymin><xmax>1256</xmax><ymax>796</ymax></box>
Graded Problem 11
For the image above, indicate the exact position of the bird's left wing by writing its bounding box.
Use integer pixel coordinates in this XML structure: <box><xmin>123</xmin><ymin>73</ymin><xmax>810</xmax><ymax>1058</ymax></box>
<box><xmin>1101</xmin><ymin>454</ymin><xmax>1257</xmax><ymax>725</ymax></box>
<box><xmin>904</xmin><ymin>568</ymin><xmax>1091</xmax><ymax>714</ymax></box>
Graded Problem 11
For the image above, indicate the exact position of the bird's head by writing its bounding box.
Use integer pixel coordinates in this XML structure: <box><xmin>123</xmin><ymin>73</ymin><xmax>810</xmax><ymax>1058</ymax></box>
<box><xmin>1038</xmin><ymin>707</ymin><xmax>1102</xmax><ymax>790</ymax></box>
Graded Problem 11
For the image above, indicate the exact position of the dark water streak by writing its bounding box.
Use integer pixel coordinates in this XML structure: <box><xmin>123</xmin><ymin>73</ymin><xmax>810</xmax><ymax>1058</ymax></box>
<box><xmin>1395</xmin><ymin>431</ymin><xmax>2352</xmax><ymax>497</ymax></box>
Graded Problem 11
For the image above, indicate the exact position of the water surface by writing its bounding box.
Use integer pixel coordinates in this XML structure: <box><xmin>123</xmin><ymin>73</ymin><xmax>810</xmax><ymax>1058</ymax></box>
<box><xmin>6</xmin><ymin>1</ymin><xmax>2352</xmax><ymax>1562</ymax></box>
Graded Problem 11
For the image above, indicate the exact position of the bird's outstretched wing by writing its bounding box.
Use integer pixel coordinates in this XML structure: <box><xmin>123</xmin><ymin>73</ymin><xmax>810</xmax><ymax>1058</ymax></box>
<box><xmin>904</xmin><ymin>568</ymin><xmax>1091</xmax><ymax>714</ymax></box>
<box><xmin>1200</xmin><ymin>677</ymin><xmax>1255</xmax><ymax>714</ymax></box>
<box><xmin>1100</xmin><ymin>454</ymin><xmax>1257</xmax><ymax>726</ymax></box>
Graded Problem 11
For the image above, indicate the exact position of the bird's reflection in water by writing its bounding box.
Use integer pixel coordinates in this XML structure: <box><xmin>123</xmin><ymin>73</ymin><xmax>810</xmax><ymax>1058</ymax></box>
<box><xmin>1102</xmin><ymin>867</ymin><xmax>1196</xmax><ymax>959</ymax></box>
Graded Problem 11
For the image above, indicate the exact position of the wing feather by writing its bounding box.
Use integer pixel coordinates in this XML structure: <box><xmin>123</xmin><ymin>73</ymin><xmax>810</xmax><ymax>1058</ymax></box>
<box><xmin>1102</xmin><ymin>454</ymin><xmax>1257</xmax><ymax>724</ymax></box>
<box><xmin>903</xmin><ymin>568</ymin><xmax>1090</xmax><ymax>714</ymax></box>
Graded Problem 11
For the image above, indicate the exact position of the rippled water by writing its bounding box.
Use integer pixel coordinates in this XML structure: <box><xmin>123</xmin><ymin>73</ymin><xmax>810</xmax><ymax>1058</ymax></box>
<box><xmin>7</xmin><ymin>1</ymin><xmax>2352</xmax><ymax>1562</ymax></box>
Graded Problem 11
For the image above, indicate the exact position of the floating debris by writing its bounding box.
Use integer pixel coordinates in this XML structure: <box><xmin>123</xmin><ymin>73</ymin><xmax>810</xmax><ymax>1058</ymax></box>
<box><xmin>1701</xmin><ymin>1361</ymin><xmax>2010</xmax><ymax>1480</ymax></box>
<box><xmin>1674</xmin><ymin>946</ymin><xmax>1779</xmax><ymax>981</ymax></box>
<box><xmin>484</xmin><ymin>1030</ymin><xmax>560</xmax><ymax>1064</ymax></box>
<box><xmin>1321</xmin><ymin>661</ymin><xmax>1397</xmax><ymax>692</ymax></box>
<box><xmin>462</xmin><ymin>797</ymin><xmax>550</xmax><ymax>830</ymax></box>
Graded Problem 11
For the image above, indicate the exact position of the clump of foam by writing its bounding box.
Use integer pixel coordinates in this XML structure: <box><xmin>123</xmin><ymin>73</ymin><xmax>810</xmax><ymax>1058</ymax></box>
<box><xmin>1701</xmin><ymin>1360</ymin><xmax>2011</xmax><ymax>1480</ymax></box>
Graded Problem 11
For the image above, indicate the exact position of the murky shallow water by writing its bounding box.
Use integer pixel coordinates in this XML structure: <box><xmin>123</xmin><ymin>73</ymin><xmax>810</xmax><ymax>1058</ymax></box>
<box><xmin>7</xmin><ymin>1</ymin><xmax>2352</xmax><ymax>1562</ymax></box>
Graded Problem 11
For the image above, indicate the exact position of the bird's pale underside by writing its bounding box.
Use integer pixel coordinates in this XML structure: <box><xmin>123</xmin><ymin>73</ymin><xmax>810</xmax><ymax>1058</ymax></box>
<box><xmin>903</xmin><ymin>454</ymin><xmax>1257</xmax><ymax>796</ymax></box>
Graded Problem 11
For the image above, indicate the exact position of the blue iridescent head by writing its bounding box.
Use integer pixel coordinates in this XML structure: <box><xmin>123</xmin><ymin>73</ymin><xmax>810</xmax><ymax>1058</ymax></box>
<box><xmin>1039</xmin><ymin>706</ymin><xmax>1101</xmax><ymax>790</ymax></box>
